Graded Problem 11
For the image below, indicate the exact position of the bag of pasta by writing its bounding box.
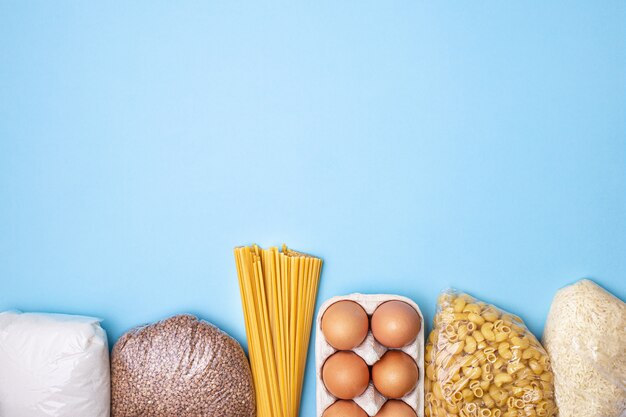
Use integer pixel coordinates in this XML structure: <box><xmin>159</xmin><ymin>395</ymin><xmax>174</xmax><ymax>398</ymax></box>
<box><xmin>425</xmin><ymin>290</ymin><xmax>557</xmax><ymax>417</ymax></box>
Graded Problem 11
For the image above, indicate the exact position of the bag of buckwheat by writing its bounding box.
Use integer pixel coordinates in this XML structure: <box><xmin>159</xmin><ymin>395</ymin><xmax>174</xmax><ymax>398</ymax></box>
<box><xmin>111</xmin><ymin>314</ymin><xmax>255</xmax><ymax>417</ymax></box>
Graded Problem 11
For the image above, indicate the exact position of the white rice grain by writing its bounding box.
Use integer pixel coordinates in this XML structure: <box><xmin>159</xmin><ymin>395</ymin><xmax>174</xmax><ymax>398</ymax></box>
<box><xmin>543</xmin><ymin>279</ymin><xmax>626</xmax><ymax>417</ymax></box>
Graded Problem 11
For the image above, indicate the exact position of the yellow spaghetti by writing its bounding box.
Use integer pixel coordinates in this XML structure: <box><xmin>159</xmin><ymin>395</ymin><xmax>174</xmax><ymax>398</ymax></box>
<box><xmin>234</xmin><ymin>244</ymin><xmax>322</xmax><ymax>417</ymax></box>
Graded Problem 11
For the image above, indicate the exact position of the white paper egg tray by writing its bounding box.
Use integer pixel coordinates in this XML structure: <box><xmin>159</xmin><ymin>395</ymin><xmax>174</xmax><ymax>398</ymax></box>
<box><xmin>316</xmin><ymin>293</ymin><xmax>424</xmax><ymax>417</ymax></box>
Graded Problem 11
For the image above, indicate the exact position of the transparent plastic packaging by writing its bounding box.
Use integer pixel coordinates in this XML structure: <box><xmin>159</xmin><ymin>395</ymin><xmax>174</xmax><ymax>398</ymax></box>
<box><xmin>542</xmin><ymin>279</ymin><xmax>626</xmax><ymax>417</ymax></box>
<box><xmin>111</xmin><ymin>314</ymin><xmax>255</xmax><ymax>417</ymax></box>
<box><xmin>425</xmin><ymin>290</ymin><xmax>556</xmax><ymax>417</ymax></box>
<box><xmin>0</xmin><ymin>311</ymin><xmax>110</xmax><ymax>417</ymax></box>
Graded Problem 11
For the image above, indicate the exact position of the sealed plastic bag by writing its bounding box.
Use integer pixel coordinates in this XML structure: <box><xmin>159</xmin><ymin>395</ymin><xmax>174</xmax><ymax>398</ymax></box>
<box><xmin>0</xmin><ymin>311</ymin><xmax>110</xmax><ymax>417</ymax></box>
<box><xmin>543</xmin><ymin>279</ymin><xmax>626</xmax><ymax>417</ymax></box>
<box><xmin>111</xmin><ymin>314</ymin><xmax>255</xmax><ymax>417</ymax></box>
<box><xmin>424</xmin><ymin>290</ymin><xmax>556</xmax><ymax>417</ymax></box>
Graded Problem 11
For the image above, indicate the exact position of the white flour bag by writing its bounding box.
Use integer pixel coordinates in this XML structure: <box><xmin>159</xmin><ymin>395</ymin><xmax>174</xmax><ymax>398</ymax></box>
<box><xmin>543</xmin><ymin>280</ymin><xmax>626</xmax><ymax>417</ymax></box>
<box><xmin>0</xmin><ymin>311</ymin><xmax>110</xmax><ymax>417</ymax></box>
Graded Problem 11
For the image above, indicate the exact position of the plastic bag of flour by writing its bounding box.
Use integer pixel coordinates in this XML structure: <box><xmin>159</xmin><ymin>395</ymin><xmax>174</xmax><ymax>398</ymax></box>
<box><xmin>543</xmin><ymin>279</ymin><xmax>626</xmax><ymax>417</ymax></box>
<box><xmin>0</xmin><ymin>311</ymin><xmax>110</xmax><ymax>417</ymax></box>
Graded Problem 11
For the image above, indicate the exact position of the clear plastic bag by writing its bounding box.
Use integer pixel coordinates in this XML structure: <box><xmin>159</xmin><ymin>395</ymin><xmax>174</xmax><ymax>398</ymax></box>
<box><xmin>0</xmin><ymin>311</ymin><xmax>110</xmax><ymax>417</ymax></box>
<box><xmin>424</xmin><ymin>290</ymin><xmax>556</xmax><ymax>417</ymax></box>
<box><xmin>542</xmin><ymin>279</ymin><xmax>626</xmax><ymax>417</ymax></box>
<box><xmin>111</xmin><ymin>314</ymin><xmax>255</xmax><ymax>417</ymax></box>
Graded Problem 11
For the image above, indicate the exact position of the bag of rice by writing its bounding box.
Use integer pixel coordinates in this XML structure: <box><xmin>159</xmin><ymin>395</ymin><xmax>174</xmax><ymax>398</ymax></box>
<box><xmin>0</xmin><ymin>311</ymin><xmax>110</xmax><ymax>417</ymax></box>
<box><xmin>424</xmin><ymin>290</ymin><xmax>556</xmax><ymax>417</ymax></box>
<box><xmin>542</xmin><ymin>279</ymin><xmax>626</xmax><ymax>417</ymax></box>
<box><xmin>111</xmin><ymin>314</ymin><xmax>255</xmax><ymax>417</ymax></box>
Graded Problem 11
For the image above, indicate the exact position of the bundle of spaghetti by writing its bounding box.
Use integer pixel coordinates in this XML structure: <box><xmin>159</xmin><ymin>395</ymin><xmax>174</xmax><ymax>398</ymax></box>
<box><xmin>234</xmin><ymin>244</ymin><xmax>322</xmax><ymax>417</ymax></box>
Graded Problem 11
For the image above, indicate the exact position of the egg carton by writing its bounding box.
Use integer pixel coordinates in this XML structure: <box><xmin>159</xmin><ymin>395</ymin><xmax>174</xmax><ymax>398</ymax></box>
<box><xmin>316</xmin><ymin>293</ymin><xmax>424</xmax><ymax>417</ymax></box>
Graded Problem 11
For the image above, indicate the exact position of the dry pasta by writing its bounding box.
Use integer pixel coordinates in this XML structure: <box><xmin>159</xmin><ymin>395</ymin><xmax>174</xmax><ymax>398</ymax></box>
<box><xmin>542</xmin><ymin>279</ymin><xmax>626</xmax><ymax>417</ymax></box>
<box><xmin>234</xmin><ymin>244</ymin><xmax>322</xmax><ymax>417</ymax></box>
<box><xmin>425</xmin><ymin>289</ymin><xmax>556</xmax><ymax>417</ymax></box>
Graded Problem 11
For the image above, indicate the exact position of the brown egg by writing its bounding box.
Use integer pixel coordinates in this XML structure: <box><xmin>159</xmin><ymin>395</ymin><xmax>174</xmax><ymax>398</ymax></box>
<box><xmin>322</xmin><ymin>400</ymin><xmax>368</xmax><ymax>417</ymax></box>
<box><xmin>375</xmin><ymin>400</ymin><xmax>417</xmax><ymax>417</ymax></box>
<box><xmin>371</xmin><ymin>301</ymin><xmax>421</xmax><ymax>348</ymax></box>
<box><xmin>321</xmin><ymin>300</ymin><xmax>369</xmax><ymax>350</ymax></box>
<box><xmin>372</xmin><ymin>350</ymin><xmax>418</xmax><ymax>398</ymax></box>
<box><xmin>322</xmin><ymin>351</ymin><xmax>370</xmax><ymax>399</ymax></box>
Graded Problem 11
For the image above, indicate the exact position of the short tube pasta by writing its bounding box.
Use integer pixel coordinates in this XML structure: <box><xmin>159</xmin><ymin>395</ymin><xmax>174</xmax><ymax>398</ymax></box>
<box><xmin>425</xmin><ymin>289</ymin><xmax>556</xmax><ymax>417</ymax></box>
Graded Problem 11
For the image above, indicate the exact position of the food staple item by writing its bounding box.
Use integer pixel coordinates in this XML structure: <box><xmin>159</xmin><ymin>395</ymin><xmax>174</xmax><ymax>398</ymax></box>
<box><xmin>111</xmin><ymin>314</ymin><xmax>254</xmax><ymax>417</ymax></box>
<box><xmin>372</xmin><ymin>300</ymin><xmax>422</xmax><ymax>348</ymax></box>
<box><xmin>542</xmin><ymin>279</ymin><xmax>626</xmax><ymax>417</ymax></box>
<box><xmin>316</xmin><ymin>294</ymin><xmax>424</xmax><ymax>417</ymax></box>
<box><xmin>0</xmin><ymin>311</ymin><xmax>110</xmax><ymax>417</ymax></box>
<box><xmin>234</xmin><ymin>244</ymin><xmax>322</xmax><ymax>417</ymax></box>
<box><xmin>322</xmin><ymin>351</ymin><xmax>370</xmax><ymax>399</ymax></box>
<box><xmin>372</xmin><ymin>350</ymin><xmax>419</xmax><ymax>398</ymax></box>
<box><xmin>425</xmin><ymin>290</ymin><xmax>556</xmax><ymax>417</ymax></box>
<box><xmin>322</xmin><ymin>400</ymin><xmax>368</xmax><ymax>417</ymax></box>
<box><xmin>322</xmin><ymin>300</ymin><xmax>369</xmax><ymax>350</ymax></box>
<box><xmin>376</xmin><ymin>399</ymin><xmax>418</xmax><ymax>417</ymax></box>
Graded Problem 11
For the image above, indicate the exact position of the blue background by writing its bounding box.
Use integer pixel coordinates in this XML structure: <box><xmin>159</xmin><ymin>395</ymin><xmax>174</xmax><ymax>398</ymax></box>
<box><xmin>1</xmin><ymin>2</ymin><xmax>625</xmax><ymax>416</ymax></box>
